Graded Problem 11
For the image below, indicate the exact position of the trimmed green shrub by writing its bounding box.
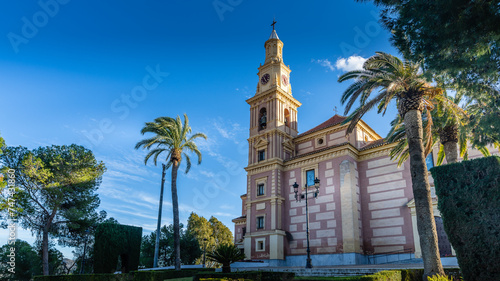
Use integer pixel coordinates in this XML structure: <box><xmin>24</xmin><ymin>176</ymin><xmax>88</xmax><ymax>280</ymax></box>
<box><xmin>94</xmin><ymin>223</ymin><xmax>142</xmax><ymax>273</ymax></box>
<box><xmin>200</xmin><ymin>278</ymin><xmax>253</xmax><ymax>281</ymax></box>
<box><xmin>194</xmin><ymin>271</ymin><xmax>294</xmax><ymax>281</ymax></box>
<box><xmin>296</xmin><ymin>269</ymin><xmax>461</xmax><ymax>281</ymax></box>
<box><xmin>430</xmin><ymin>156</ymin><xmax>500</xmax><ymax>281</ymax></box>
<box><xmin>34</xmin><ymin>274</ymin><xmax>130</xmax><ymax>281</ymax></box>
<box><xmin>131</xmin><ymin>269</ymin><xmax>203</xmax><ymax>281</ymax></box>
<box><xmin>427</xmin><ymin>275</ymin><xmax>453</xmax><ymax>281</ymax></box>
<box><xmin>295</xmin><ymin>270</ymin><xmax>400</xmax><ymax>281</ymax></box>
<box><xmin>260</xmin><ymin>271</ymin><xmax>295</xmax><ymax>281</ymax></box>
<box><xmin>399</xmin><ymin>269</ymin><xmax>461</xmax><ymax>281</ymax></box>
<box><xmin>34</xmin><ymin>269</ymin><xmax>215</xmax><ymax>281</ymax></box>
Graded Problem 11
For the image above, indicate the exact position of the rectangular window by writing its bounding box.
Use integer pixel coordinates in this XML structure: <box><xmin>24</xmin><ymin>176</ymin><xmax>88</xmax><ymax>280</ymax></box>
<box><xmin>257</xmin><ymin>216</ymin><xmax>264</xmax><ymax>229</ymax></box>
<box><xmin>258</xmin><ymin>150</ymin><xmax>265</xmax><ymax>161</ymax></box>
<box><xmin>426</xmin><ymin>153</ymin><xmax>434</xmax><ymax>170</ymax></box>
<box><xmin>257</xmin><ymin>240</ymin><xmax>264</xmax><ymax>251</ymax></box>
<box><xmin>257</xmin><ymin>183</ymin><xmax>265</xmax><ymax>196</ymax></box>
<box><xmin>306</xmin><ymin>169</ymin><xmax>315</xmax><ymax>186</ymax></box>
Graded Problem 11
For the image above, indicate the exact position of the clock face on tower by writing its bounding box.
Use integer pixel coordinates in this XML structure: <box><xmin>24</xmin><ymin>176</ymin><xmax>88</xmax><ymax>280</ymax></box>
<box><xmin>261</xmin><ymin>73</ymin><xmax>270</xmax><ymax>85</ymax></box>
<box><xmin>281</xmin><ymin>74</ymin><xmax>288</xmax><ymax>86</ymax></box>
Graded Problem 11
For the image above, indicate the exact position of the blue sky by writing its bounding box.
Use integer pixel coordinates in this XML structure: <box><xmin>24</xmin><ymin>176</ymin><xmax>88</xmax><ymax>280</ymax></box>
<box><xmin>0</xmin><ymin>1</ymin><xmax>399</xmax><ymax>259</ymax></box>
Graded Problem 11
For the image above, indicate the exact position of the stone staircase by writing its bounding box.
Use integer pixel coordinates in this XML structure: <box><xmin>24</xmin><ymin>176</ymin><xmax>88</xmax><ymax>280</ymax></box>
<box><xmin>231</xmin><ymin>267</ymin><xmax>382</xmax><ymax>277</ymax></box>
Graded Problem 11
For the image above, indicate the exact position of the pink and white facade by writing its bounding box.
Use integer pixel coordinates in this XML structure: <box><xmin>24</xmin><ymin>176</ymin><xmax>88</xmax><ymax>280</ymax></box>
<box><xmin>232</xmin><ymin>29</ymin><xmax>495</xmax><ymax>266</ymax></box>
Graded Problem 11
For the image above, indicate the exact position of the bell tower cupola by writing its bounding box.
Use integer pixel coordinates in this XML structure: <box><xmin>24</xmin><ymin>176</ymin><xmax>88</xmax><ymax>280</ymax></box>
<box><xmin>246</xmin><ymin>22</ymin><xmax>302</xmax><ymax>165</ymax></box>
<box><xmin>265</xmin><ymin>29</ymin><xmax>283</xmax><ymax>64</ymax></box>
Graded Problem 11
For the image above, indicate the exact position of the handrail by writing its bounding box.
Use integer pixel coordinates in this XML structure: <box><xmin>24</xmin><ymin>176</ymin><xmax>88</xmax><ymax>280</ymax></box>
<box><xmin>366</xmin><ymin>248</ymin><xmax>416</xmax><ymax>264</ymax></box>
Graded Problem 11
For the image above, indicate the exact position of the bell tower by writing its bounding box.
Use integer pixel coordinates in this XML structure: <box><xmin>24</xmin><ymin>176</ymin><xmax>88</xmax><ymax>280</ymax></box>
<box><xmin>246</xmin><ymin>24</ymin><xmax>302</xmax><ymax>165</ymax></box>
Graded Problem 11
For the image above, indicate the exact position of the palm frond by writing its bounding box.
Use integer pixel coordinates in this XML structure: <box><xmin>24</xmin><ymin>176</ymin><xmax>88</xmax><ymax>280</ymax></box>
<box><xmin>437</xmin><ymin>145</ymin><xmax>445</xmax><ymax>166</ymax></box>
<box><xmin>477</xmin><ymin>146</ymin><xmax>491</xmax><ymax>157</ymax></box>
<box><xmin>136</xmin><ymin>114</ymin><xmax>206</xmax><ymax>175</ymax></box>
<box><xmin>183</xmin><ymin>153</ymin><xmax>191</xmax><ymax>174</ymax></box>
<box><xmin>344</xmin><ymin>91</ymin><xmax>392</xmax><ymax>135</ymax></box>
<box><xmin>389</xmin><ymin>138</ymin><xmax>409</xmax><ymax>167</ymax></box>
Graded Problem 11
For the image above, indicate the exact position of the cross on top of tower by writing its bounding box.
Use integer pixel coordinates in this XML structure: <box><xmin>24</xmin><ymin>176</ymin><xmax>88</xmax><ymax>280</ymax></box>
<box><xmin>271</xmin><ymin>19</ymin><xmax>277</xmax><ymax>30</ymax></box>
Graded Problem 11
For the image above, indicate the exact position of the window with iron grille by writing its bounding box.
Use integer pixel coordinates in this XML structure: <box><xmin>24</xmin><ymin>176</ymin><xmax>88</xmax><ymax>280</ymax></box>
<box><xmin>257</xmin><ymin>183</ymin><xmax>265</xmax><ymax>196</ymax></box>
<box><xmin>257</xmin><ymin>216</ymin><xmax>264</xmax><ymax>229</ymax></box>
<box><xmin>258</xmin><ymin>150</ymin><xmax>265</xmax><ymax>161</ymax></box>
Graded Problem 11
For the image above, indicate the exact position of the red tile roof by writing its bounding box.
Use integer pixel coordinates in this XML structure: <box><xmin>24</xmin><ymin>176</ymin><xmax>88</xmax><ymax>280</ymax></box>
<box><xmin>297</xmin><ymin>115</ymin><xmax>347</xmax><ymax>137</ymax></box>
<box><xmin>359</xmin><ymin>139</ymin><xmax>387</xmax><ymax>151</ymax></box>
<box><xmin>232</xmin><ymin>215</ymin><xmax>246</xmax><ymax>222</ymax></box>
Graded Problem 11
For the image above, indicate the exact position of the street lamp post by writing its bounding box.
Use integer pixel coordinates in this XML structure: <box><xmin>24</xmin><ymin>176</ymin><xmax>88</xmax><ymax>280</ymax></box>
<box><xmin>202</xmin><ymin>238</ymin><xmax>208</xmax><ymax>268</ymax></box>
<box><xmin>293</xmin><ymin>177</ymin><xmax>320</xmax><ymax>269</ymax></box>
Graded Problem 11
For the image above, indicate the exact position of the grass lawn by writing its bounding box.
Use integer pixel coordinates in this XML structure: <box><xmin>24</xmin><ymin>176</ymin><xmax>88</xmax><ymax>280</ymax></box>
<box><xmin>166</xmin><ymin>278</ymin><xmax>193</xmax><ymax>281</ymax></box>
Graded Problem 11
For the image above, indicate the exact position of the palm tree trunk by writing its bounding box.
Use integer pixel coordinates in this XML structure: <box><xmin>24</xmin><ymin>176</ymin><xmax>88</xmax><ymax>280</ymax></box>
<box><xmin>404</xmin><ymin>110</ymin><xmax>445</xmax><ymax>279</ymax></box>
<box><xmin>171</xmin><ymin>162</ymin><xmax>181</xmax><ymax>270</ymax></box>
<box><xmin>440</xmin><ymin>122</ymin><xmax>459</xmax><ymax>164</ymax></box>
<box><xmin>443</xmin><ymin>142</ymin><xmax>458</xmax><ymax>164</ymax></box>
<box><xmin>153</xmin><ymin>164</ymin><xmax>166</xmax><ymax>268</ymax></box>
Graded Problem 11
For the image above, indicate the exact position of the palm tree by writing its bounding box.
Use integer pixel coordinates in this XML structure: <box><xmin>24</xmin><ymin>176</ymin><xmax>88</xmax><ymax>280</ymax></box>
<box><xmin>387</xmin><ymin>92</ymin><xmax>494</xmax><ymax>166</ymax></box>
<box><xmin>207</xmin><ymin>244</ymin><xmax>245</xmax><ymax>273</ymax></box>
<box><xmin>338</xmin><ymin>52</ymin><xmax>447</xmax><ymax>279</ymax></box>
<box><xmin>135</xmin><ymin>114</ymin><xmax>206</xmax><ymax>270</ymax></box>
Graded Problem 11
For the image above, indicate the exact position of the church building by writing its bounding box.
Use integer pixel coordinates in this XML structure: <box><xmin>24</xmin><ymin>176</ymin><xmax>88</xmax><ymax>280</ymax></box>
<box><xmin>231</xmin><ymin>27</ymin><xmax>464</xmax><ymax>267</ymax></box>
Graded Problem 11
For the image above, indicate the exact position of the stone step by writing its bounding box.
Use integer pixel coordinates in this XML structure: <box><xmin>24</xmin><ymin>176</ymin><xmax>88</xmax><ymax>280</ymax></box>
<box><xmin>231</xmin><ymin>267</ymin><xmax>382</xmax><ymax>277</ymax></box>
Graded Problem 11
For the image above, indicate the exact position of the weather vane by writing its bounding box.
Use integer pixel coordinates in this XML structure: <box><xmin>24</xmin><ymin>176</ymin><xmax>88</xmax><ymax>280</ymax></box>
<box><xmin>334</xmin><ymin>106</ymin><xmax>338</xmax><ymax>115</ymax></box>
<box><xmin>271</xmin><ymin>18</ymin><xmax>277</xmax><ymax>30</ymax></box>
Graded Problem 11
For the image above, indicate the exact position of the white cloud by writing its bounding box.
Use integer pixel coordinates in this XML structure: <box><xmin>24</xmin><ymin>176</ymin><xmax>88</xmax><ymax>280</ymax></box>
<box><xmin>213</xmin><ymin>212</ymin><xmax>237</xmax><ymax>217</ymax></box>
<box><xmin>106</xmin><ymin>207</ymin><xmax>158</xmax><ymax>220</ymax></box>
<box><xmin>312</xmin><ymin>59</ymin><xmax>335</xmax><ymax>71</ymax></box>
<box><xmin>335</xmin><ymin>55</ymin><xmax>367</xmax><ymax>72</ymax></box>
<box><xmin>211</xmin><ymin>119</ymin><xmax>243</xmax><ymax>144</ymax></box>
<box><xmin>200</xmin><ymin>170</ymin><xmax>215</xmax><ymax>178</ymax></box>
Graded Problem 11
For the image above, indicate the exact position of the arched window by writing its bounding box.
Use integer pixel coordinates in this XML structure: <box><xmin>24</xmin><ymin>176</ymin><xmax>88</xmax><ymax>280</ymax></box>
<box><xmin>259</xmin><ymin>108</ymin><xmax>267</xmax><ymax>130</ymax></box>
<box><xmin>284</xmin><ymin>108</ymin><xmax>290</xmax><ymax>128</ymax></box>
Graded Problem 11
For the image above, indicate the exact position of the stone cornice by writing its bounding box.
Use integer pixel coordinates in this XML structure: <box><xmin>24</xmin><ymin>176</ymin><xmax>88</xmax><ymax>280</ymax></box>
<box><xmin>246</xmin><ymin>87</ymin><xmax>301</xmax><ymax>108</ymax></box>
<box><xmin>245</xmin><ymin>158</ymin><xmax>284</xmax><ymax>175</ymax></box>
<box><xmin>248</xmin><ymin>128</ymin><xmax>294</xmax><ymax>142</ymax></box>
<box><xmin>244</xmin><ymin>229</ymin><xmax>286</xmax><ymax>238</ymax></box>
<box><xmin>246</xmin><ymin>195</ymin><xmax>286</xmax><ymax>205</ymax></box>
<box><xmin>358</xmin><ymin>142</ymin><xmax>397</xmax><ymax>161</ymax></box>
<box><xmin>284</xmin><ymin>143</ymin><xmax>359</xmax><ymax>170</ymax></box>
<box><xmin>258</xmin><ymin>61</ymin><xmax>291</xmax><ymax>73</ymax></box>
<box><xmin>232</xmin><ymin>218</ymin><xmax>246</xmax><ymax>224</ymax></box>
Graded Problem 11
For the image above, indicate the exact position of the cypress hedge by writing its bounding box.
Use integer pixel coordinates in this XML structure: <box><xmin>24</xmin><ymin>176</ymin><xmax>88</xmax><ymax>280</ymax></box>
<box><xmin>33</xmin><ymin>274</ymin><xmax>128</xmax><ymax>281</ymax></box>
<box><xmin>94</xmin><ymin>223</ymin><xmax>142</xmax><ymax>273</ymax></box>
<box><xmin>430</xmin><ymin>156</ymin><xmax>500</xmax><ymax>281</ymax></box>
